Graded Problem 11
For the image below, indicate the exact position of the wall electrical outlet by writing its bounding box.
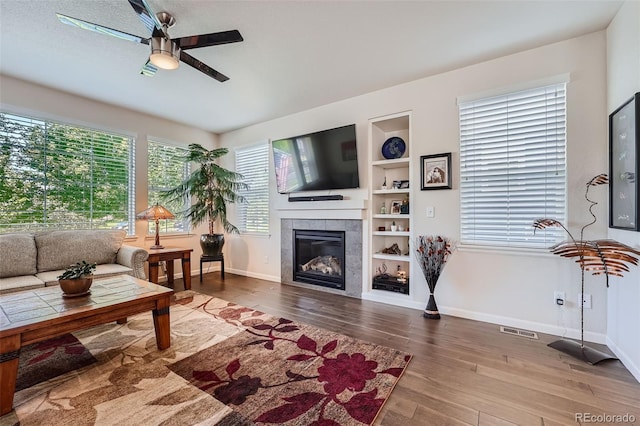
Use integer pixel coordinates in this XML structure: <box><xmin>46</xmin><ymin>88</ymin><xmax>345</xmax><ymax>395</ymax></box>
<box><xmin>264</xmin><ymin>255</ymin><xmax>269</xmax><ymax>264</ymax></box>
<box><xmin>578</xmin><ymin>293</ymin><xmax>592</xmax><ymax>309</ymax></box>
<box><xmin>554</xmin><ymin>291</ymin><xmax>565</xmax><ymax>306</ymax></box>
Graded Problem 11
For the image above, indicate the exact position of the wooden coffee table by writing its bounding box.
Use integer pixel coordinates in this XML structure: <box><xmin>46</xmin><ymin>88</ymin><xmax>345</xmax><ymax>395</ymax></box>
<box><xmin>0</xmin><ymin>275</ymin><xmax>173</xmax><ymax>416</ymax></box>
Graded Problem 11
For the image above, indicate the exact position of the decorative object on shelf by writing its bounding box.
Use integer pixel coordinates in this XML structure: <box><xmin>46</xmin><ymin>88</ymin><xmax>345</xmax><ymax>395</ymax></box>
<box><xmin>57</xmin><ymin>260</ymin><xmax>97</xmax><ymax>298</ymax></box>
<box><xmin>391</xmin><ymin>200</ymin><xmax>402</xmax><ymax>214</ymax></box>
<box><xmin>399</xmin><ymin>180</ymin><xmax>410</xmax><ymax>189</ymax></box>
<box><xmin>390</xmin><ymin>221</ymin><xmax>398</xmax><ymax>232</ymax></box>
<box><xmin>381</xmin><ymin>136</ymin><xmax>406</xmax><ymax>159</ymax></box>
<box><xmin>381</xmin><ymin>176</ymin><xmax>388</xmax><ymax>190</ymax></box>
<box><xmin>420</xmin><ymin>152</ymin><xmax>452</xmax><ymax>190</ymax></box>
<box><xmin>373</xmin><ymin>262</ymin><xmax>409</xmax><ymax>294</ymax></box>
<box><xmin>400</xmin><ymin>197</ymin><xmax>409</xmax><ymax>214</ymax></box>
<box><xmin>163</xmin><ymin>144</ymin><xmax>247</xmax><ymax>256</ymax></box>
<box><xmin>533</xmin><ymin>173</ymin><xmax>640</xmax><ymax>364</ymax></box>
<box><xmin>415</xmin><ymin>235</ymin><xmax>455</xmax><ymax>319</ymax></box>
<box><xmin>392</xmin><ymin>180</ymin><xmax>402</xmax><ymax>189</ymax></box>
<box><xmin>377</xmin><ymin>226</ymin><xmax>386</xmax><ymax>231</ymax></box>
<box><xmin>382</xmin><ymin>243</ymin><xmax>401</xmax><ymax>255</ymax></box>
<box><xmin>136</xmin><ymin>203</ymin><xmax>175</xmax><ymax>249</ymax></box>
<box><xmin>396</xmin><ymin>265</ymin><xmax>407</xmax><ymax>283</ymax></box>
<box><xmin>380</xmin><ymin>203</ymin><xmax>387</xmax><ymax>214</ymax></box>
<box><xmin>609</xmin><ymin>92</ymin><xmax>639</xmax><ymax>231</ymax></box>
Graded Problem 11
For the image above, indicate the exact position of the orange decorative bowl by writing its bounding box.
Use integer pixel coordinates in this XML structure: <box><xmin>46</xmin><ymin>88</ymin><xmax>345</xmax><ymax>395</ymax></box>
<box><xmin>59</xmin><ymin>276</ymin><xmax>93</xmax><ymax>297</ymax></box>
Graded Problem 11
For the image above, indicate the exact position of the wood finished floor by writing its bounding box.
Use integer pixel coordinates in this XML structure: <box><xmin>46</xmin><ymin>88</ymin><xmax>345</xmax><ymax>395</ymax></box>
<box><xmin>172</xmin><ymin>272</ymin><xmax>640</xmax><ymax>426</ymax></box>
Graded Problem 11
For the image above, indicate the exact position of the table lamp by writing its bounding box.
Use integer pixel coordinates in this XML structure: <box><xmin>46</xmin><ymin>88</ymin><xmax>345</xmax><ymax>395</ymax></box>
<box><xmin>136</xmin><ymin>203</ymin><xmax>175</xmax><ymax>249</ymax></box>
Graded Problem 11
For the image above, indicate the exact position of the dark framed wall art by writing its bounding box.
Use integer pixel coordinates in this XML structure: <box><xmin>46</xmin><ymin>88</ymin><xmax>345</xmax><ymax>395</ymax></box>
<box><xmin>420</xmin><ymin>153</ymin><xmax>452</xmax><ymax>190</ymax></box>
<box><xmin>609</xmin><ymin>92</ymin><xmax>640</xmax><ymax>231</ymax></box>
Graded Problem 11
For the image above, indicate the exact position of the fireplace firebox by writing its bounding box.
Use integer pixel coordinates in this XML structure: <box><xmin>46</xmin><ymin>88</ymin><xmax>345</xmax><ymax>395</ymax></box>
<box><xmin>293</xmin><ymin>230</ymin><xmax>345</xmax><ymax>290</ymax></box>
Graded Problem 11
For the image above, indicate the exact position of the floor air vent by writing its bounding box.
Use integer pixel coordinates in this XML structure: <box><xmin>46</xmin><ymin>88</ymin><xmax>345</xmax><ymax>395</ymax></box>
<box><xmin>500</xmin><ymin>326</ymin><xmax>539</xmax><ymax>339</ymax></box>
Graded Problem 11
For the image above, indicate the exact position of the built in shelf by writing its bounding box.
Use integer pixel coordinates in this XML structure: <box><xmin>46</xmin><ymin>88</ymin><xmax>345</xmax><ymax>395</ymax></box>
<box><xmin>373</xmin><ymin>214</ymin><xmax>410</xmax><ymax>219</ymax></box>
<box><xmin>372</xmin><ymin>189</ymin><xmax>410</xmax><ymax>195</ymax></box>
<box><xmin>373</xmin><ymin>253</ymin><xmax>410</xmax><ymax>262</ymax></box>
<box><xmin>372</xmin><ymin>231</ymin><xmax>410</xmax><ymax>236</ymax></box>
<box><xmin>371</xmin><ymin>158</ymin><xmax>411</xmax><ymax>169</ymax></box>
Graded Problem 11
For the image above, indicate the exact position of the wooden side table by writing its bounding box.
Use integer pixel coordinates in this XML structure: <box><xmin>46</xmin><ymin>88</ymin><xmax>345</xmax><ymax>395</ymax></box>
<box><xmin>200</xmin><ymin>254</ymin><xmax>224</xmax><ymax>281</ymax></box>
<box><xmin>147</xmin><ymin>247</ymin><xmax>194</xmax><ymax>290</ymax></box>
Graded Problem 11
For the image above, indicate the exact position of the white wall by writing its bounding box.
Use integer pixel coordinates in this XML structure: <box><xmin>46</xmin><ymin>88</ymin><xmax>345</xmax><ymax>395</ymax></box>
<box><xmin>606</xmin><ymin>0</ymin><xmax>640</xmax><ymax>381</ymax></box>
<box><xmin>0</xmin><ymin>75</ymin><xmax>219</xmax><ymax>280</ymax></box>
<box><xmin>220</xmin><ymin>31</ymin><xmax>611</xmax><ymax>343</ymax></box>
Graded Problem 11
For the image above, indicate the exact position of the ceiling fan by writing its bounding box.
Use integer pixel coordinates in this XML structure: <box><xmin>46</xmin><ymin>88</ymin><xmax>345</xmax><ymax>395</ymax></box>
<box><xmin>56</xmin><ymin>0</ymin><xmax>243</xmax><ymax>82</ymax></box>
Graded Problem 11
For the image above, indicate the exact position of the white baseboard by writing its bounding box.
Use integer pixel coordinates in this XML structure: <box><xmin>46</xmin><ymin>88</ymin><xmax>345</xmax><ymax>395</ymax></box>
<box><xmin>225</xmin><ymin>267</ymin><xmax>281</xmax><ymax>283</ymax></box>
<box><xmin>440</xmin><ymin>305</ymin><xmax>607</xmax><ymax>344</ymax></box>
<box><xmin>606</xmin><ymin>337</ymin><xmax>640</xmax><ymax>383</ymax></box>
<box><xmin>361</xmin><ymin>292</ymin><xmax>425</xmax><ymax>311</ymax></box>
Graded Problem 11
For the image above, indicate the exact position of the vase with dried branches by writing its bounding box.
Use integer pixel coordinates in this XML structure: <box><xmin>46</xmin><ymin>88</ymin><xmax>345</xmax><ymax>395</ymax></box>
<box><xmin>533</xmin><ymin>173</ymin><xmax>640</xmax><ymax>364</ymax></box>
<box><xmin>415</xmin><ymin>235</ymin><xmax>455</xmax><ymax>319</ymax></box>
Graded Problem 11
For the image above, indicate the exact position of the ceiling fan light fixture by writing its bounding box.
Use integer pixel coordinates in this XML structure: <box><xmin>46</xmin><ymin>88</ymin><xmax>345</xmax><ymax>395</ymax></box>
<box><xmin>150</xmin><ymin>37</ymin><xmax>180</xmax><ymax>70</ymax></box>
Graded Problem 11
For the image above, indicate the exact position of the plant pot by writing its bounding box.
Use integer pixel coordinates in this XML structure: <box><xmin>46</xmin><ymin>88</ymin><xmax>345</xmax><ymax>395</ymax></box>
<box><xmin>59</xmin><ymin>276</ymin><xmax>93</xmax><ymax>298</ymax></box>
<box><xmin>390</xmin><ymin>226</ymin><xmax>398</xmax><ymax>232</ymax></box>
<box><xmin>200</xmin><ymin>234</ymin><xmax>225</xmax><ymax>256</ymax></box>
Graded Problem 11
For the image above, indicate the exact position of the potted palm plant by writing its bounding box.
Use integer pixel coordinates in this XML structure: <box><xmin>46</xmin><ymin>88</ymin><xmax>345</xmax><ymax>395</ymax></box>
<box><xmin>163</xmin><ymin>144</ymin><xmax>247</xmax><ymax>256</ymax></box>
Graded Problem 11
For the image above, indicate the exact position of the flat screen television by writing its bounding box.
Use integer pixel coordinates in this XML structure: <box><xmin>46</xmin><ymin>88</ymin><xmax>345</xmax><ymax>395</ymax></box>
<box><xmin>272</xmin><ymin>124</ymin><xmax>359</xmax><ymax>194</ymax></box>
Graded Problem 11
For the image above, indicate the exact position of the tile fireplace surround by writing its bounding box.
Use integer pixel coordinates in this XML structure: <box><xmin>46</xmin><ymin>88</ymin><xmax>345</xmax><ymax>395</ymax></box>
<box><xmin>281</xmin><ymin>218</ymin><xmax>363</xmax><ymax>298</ymax></box>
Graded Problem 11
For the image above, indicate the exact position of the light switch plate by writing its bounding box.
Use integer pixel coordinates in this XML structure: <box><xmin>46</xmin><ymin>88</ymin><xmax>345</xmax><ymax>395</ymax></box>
<box><xmin>426</xmin><ymin>206</ymin><xmax>435</xmax><ymax>218</ymax></box>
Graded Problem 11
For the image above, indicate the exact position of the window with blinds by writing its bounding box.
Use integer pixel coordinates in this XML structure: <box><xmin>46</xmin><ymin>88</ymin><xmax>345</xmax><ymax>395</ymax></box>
<box><xmin>147</xmin><ymin>140</ymin><xmax>191</xmax><ymax>234</ymax></box>
<box><xmin>0</xmin><ymin>112</ymin><xmax>134</xmax><ymax>234</ymax></box>
<box><xmin>458</xmin><ymin>83</ymin><xmax>567</xmax><ymax>248</ymax></box>
<box><xmin>235</xmin><ymin>142</ymin><xmax>270</xmax><ymax>235</ymax></box>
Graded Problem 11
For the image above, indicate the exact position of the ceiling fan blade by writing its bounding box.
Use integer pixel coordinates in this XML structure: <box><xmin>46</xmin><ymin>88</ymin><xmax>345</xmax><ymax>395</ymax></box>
<box><xmin>180</xmin><ymin>51</ymin><xmax>229</xmax><ymax>82</ymax></box>
<box><xmin>140</xmin><ymin>60</ymin><xmax>158</xmax><ymax>77</ymax></box>
<box><xmin>127</xmin><ymin>0</ymin><xmax>166</xmax><ymax>37</ymax></box>
<box><xmin>175</xmin><ymin>30</ymin><xmax>243</xmax><ymax>50</ymax></box>
<box><xmin>56</xmin><ymin>13</ymin><xmax>149</xmax><ymax>44</ymax></box>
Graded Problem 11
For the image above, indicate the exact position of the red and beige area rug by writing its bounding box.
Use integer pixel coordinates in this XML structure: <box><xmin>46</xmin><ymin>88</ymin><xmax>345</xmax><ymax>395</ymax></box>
<box><xmin>4</xmin><ymin>291</ymin><xmax>411</xmax><ymax>425</ymax></box>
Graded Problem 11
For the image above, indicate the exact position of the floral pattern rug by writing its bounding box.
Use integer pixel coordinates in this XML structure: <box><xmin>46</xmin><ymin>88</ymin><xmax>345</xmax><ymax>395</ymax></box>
<box><xmin>3</xmin><ymin>291</ymin><xmax>411</xmax><ymax>426</ymax></box>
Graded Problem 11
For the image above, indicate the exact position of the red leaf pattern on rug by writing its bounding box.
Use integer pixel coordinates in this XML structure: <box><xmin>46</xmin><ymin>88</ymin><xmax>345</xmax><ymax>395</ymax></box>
<box><xmin>255</xmin><ymin>392</ymin><xmax>325</xmax><ymax>423</ymax></box>
<box><xmin>28</xmin><ymin>333</ymin><xmax>88</xmax><ymax>365</ymax></box>
<box><xmin>168</xmin><ymin>304</ymin><xmax>411</xmax><ymax>426</ymax></box>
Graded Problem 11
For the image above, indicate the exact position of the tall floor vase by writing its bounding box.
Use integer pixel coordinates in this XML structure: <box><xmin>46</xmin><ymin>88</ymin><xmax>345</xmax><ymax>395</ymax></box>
<box><xmin>423</xmin><ymin>278</ymin><xmax>441</xmax><ymax>319</ymax></box>
<box><xmin>424</xmin><ymin>292</ymin><xmax>440</xmax><ymax>319</ymax></box>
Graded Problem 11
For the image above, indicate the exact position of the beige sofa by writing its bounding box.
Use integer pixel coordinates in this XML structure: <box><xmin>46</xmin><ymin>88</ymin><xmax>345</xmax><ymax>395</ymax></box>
<box><xmin>0</xmin><ymin>229</ymin><xmax>148</xmax><ymax>294</ymax></box>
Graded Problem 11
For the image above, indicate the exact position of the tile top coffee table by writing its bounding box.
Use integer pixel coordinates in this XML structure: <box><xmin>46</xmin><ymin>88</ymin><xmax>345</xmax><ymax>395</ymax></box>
<box><xmin>0</xmin><ymin>275</ymin><xmax>173</xmax><ymax>416</ymax></box>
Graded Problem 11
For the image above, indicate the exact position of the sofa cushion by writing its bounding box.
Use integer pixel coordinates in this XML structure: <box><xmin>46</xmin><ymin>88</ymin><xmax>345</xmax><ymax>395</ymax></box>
<box><xmin>0</xmin><ymin>233</ymin><xmax>38</xmax><ymax>278</ymax></box>
<box><xmin>35</xmin><ymin>230</ymin><xmax>126</xmax><ymax>272</ymax></box>
<box><xmin>0</xmin><ymin>275</ymin><xmax>45</xmax><ymax>294</ymax></box>
<box><xmin>36</xmin><ymin>263</ymin><xmax>133</xmax><ymax>286</ymax></box>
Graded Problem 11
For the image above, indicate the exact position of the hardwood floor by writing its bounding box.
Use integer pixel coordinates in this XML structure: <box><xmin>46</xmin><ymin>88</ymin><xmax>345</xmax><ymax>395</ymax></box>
<box><xmin>173</xmin><ymin>272</ymin><xmax>640</xmax><ymax>426</ymax></box>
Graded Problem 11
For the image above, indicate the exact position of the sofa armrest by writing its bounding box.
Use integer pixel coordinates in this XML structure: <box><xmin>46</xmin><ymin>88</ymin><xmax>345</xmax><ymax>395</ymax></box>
<box><xmin>117</xmin><ymin>245</ymin><xmax>149</xmax><ymax>280</ymax></box>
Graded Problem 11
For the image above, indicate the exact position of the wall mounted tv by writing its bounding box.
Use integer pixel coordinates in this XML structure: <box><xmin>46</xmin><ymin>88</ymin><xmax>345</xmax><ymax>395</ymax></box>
<box><xmin>272</xmin><ymin>124</ymin><xmax>359</xmax><ymax>194</ymax></box>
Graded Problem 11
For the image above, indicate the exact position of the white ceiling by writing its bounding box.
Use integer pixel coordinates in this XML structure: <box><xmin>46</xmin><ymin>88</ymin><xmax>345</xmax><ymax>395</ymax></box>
<box><xmin>0</xmin><ymin>1</ymin><xmax>622</xmax><ymax>134</ymax></box>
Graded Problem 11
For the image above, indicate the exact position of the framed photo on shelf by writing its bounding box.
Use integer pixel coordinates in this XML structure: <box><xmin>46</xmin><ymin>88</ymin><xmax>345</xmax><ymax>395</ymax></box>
<box><xmin>609</xmin><ymin>92</ymin><xmax>639</xmax><ymax>231</ymax></box>
<box><xmin>399</xmin><ymin>180</ymin><xmax>410</xmax><ymax>189</ymax></box>
<box><xmin>420</xmin><ymin>152</ymin><xmax>452</xmax><ymax>190</ymax></box>
<box><xmin>390</xmin><ymin>200</ymin><xmax>402</xmax><ymax>214</ymax></box>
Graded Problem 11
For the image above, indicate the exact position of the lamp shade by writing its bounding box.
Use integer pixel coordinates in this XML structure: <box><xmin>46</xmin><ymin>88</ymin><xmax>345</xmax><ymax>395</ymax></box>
<box><xmin>136</xmin><ymin>203</ymin><xmax>175</xmax><ymax>221</ymax></box>
<box><xmin>136</xmin><ymin>203</ymin><xmax>175</xmax><ymax>250</ymax></box>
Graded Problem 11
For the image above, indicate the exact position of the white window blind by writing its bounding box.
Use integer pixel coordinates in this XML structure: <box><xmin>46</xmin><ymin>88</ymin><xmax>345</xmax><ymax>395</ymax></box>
<box><xmin>459</xmin><ymin>83</ymin><xmax>567</xmax><ymax>248</ymax></box>
<box><xmin>235</xmin><ymin>142</ymin><xmax>270</xmax><ymax>235</ymax></box>
<box><xmin>147</xmin><ymin>140</ymin><xmax>190</xmax><ymax>234</ymax></box>
<box><xmin>0</xmin><ymin>112</ymin><xmax>134</xmax><ymax>234</ymax></box>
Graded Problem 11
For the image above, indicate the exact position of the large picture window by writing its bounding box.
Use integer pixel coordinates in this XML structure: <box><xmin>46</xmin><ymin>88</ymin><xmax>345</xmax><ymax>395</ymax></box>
<box><xmin>459</xmin><ymin>82</ymin><xmax>567</xmax><ymax>248</ymax></box>
<box><xmin>0</xmin><ymin>112</ymin><xmax>134</xmax><ymax>234</ymax></box>
<box><xmin>147</xmin><ymin>139</ymin><xmax>191</xmax><ymax>234</ymax></box>
<box><xmin>235</xmin><ymin>142</ymin><xmax>270</xmax><ymax>235</ymax></box>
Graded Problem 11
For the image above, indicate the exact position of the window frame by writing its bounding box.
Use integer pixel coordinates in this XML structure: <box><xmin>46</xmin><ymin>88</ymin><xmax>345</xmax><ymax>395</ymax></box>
<box><xmin>0</xmin><ymin>111</ymin><xmax>135</xmax><ymax>234</ymax></box>
<box><xmin>458</xmin><ymin>81</ymin><xmax>568</xmax><ymax>249</ymax></box>
<box><xmin>235</xmin><ymin>141</ymin><xmax>270</xmax><ymax>236</ymax></box>
<box><xmin>146</xmin><ymin>138</ymin><xmax>191</xmax><ymax>236</ymax></box>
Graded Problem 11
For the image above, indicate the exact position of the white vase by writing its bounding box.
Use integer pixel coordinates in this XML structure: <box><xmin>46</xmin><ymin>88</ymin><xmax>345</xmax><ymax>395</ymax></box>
<box><xmin>390</xmin><ymin>225</ymin><xmax>398</xmax><ymax>232</ymax></box>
